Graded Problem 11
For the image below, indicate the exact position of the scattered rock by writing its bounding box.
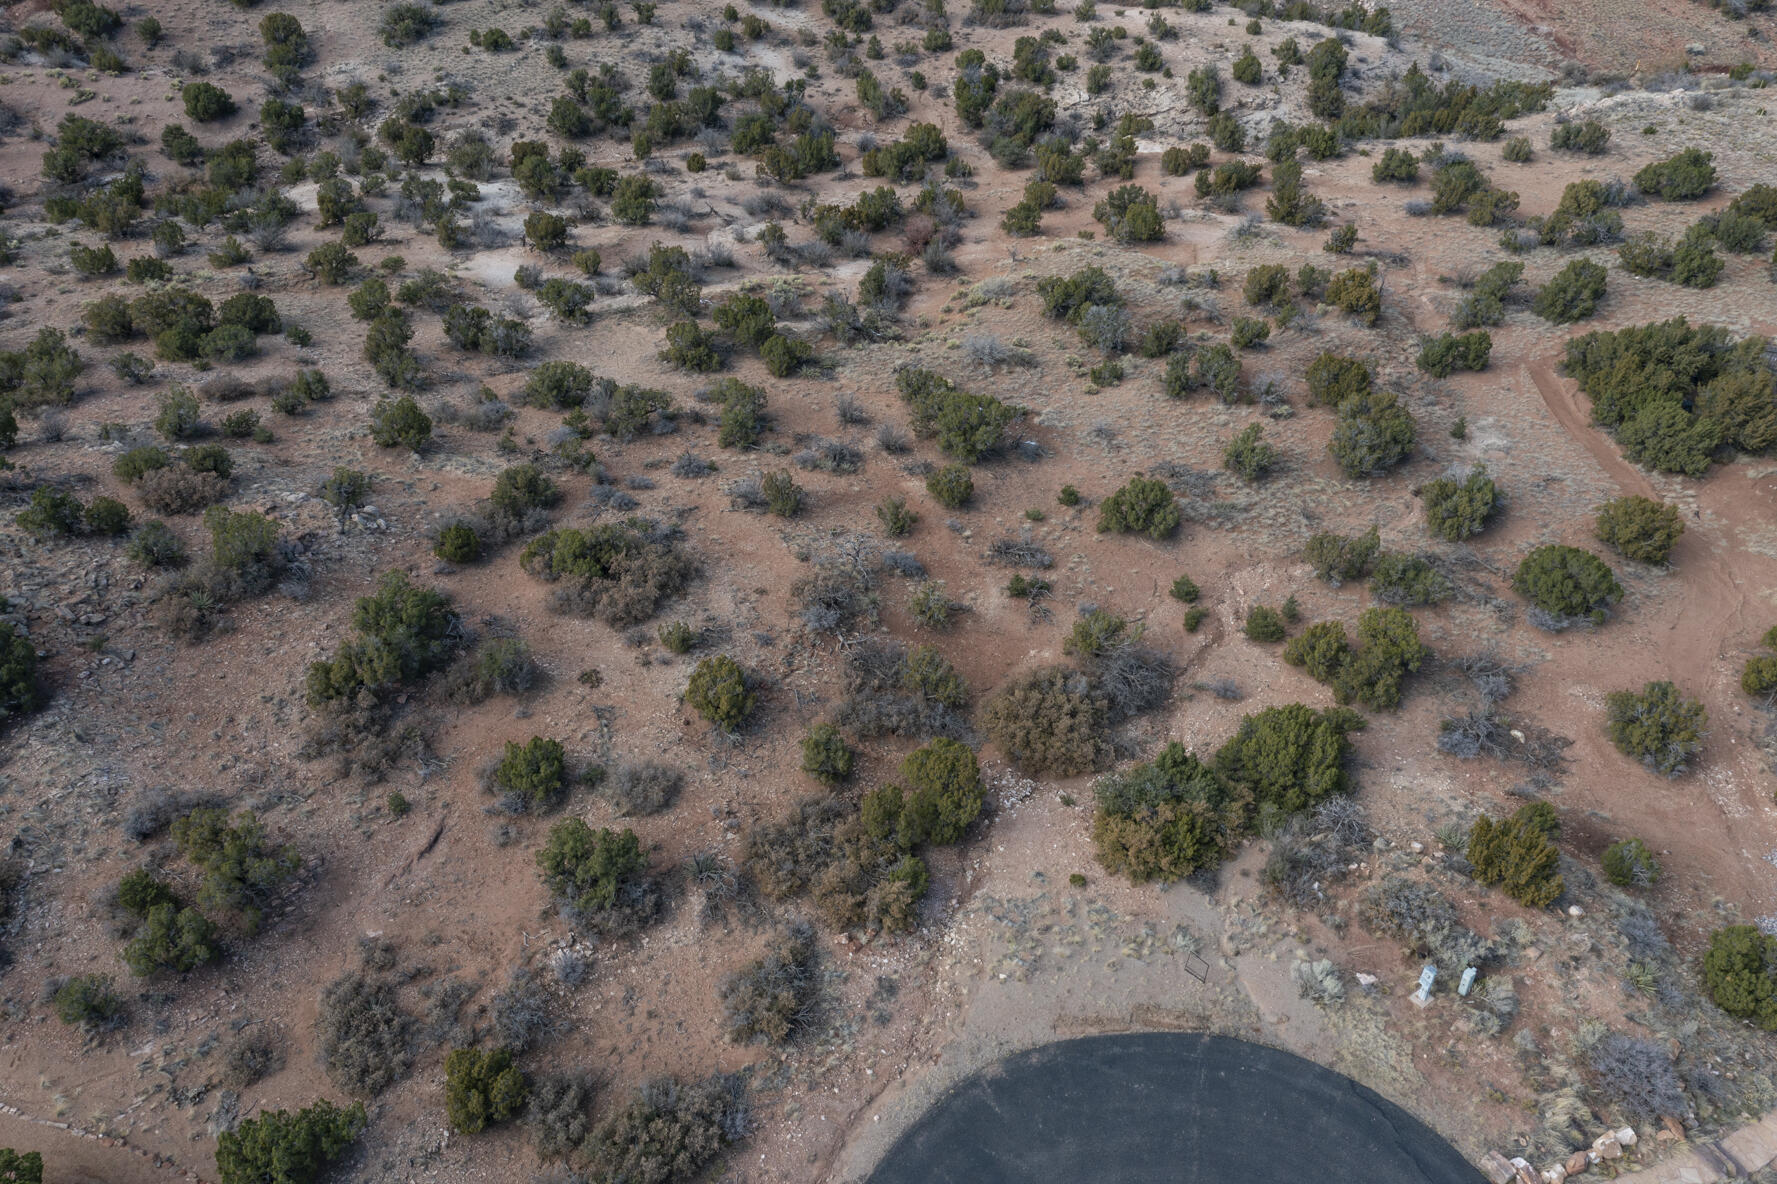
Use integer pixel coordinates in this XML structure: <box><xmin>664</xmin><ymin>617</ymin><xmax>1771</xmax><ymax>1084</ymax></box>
<box><xmin>1482</xmin><ymin>1152</ymin><xmax>1519</xmax><ymax>1184</ymax></box>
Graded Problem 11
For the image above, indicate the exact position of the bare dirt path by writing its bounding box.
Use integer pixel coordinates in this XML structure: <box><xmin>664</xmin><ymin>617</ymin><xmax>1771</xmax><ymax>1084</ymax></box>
<box><xmin>0</xmin><ymin>1109</ymin><xmax>209</xmax><ymax>1184</ymax></box>
<box><xmin>1526</xmin><ymin>357</ymin><xmax>1758</xmax><ymax>692</ymax></box>
<box><xmin>1524</xmin><ymin>359</ymin><xmax>1655</xmax><ymax>500</ymax></box>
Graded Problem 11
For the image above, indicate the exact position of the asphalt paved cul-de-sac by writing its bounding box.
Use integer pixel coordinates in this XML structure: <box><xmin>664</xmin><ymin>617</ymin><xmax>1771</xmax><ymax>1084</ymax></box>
<box><xmin>869</xmin><ymin>1032</ymin><xmax>1485</xmax><ymax>1184</ymax></box>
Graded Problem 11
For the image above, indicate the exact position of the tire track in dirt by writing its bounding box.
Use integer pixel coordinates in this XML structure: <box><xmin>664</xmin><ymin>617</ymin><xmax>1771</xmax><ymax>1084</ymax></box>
<box><xmin>1525</xmin><ymin>359</ymin><xmax>1656</xmax><ymax>499</ymax></box>
<box><xmin>1526</xmin><ymin>358</ymin><xmax>1755</xmax><ymax>751</ymax></box>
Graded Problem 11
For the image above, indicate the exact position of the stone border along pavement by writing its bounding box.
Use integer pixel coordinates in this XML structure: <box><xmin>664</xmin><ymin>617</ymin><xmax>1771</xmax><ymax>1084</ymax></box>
<box><xmin>1486</xmin><ymin>1111</ymin><xmax>1777</xmax><ymax>1184</ymax></box>
<box><xmin>4</xmin><ymin>1061</ymin><xmax>1776</xmax><ymax>1184</ymax></box>
<box><xmin>1609</xmin><ymin>1110</ymin><xmax>1777</xmax><ymax>1184</ymax></box>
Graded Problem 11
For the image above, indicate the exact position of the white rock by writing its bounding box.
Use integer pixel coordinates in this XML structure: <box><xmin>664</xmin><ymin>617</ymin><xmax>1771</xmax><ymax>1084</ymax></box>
<box><xmin>1544</xmin><ymin>1166</ymin><xmax>1567</xmax><ymax>1184</ymax></box>
<box><xmin>1568</xmin><ymin>905</ymin><xmax>1585</xmax><ymax>917</ymax></box>
<box><xmin>1616</xmin><ymin>1126</ymin><xmax>1637</xmax><ymax>1146</ymax></box>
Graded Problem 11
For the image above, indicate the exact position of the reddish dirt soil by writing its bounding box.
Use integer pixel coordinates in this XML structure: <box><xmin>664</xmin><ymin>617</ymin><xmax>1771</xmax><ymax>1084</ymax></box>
<box><xmin>2</xmin><ymin>2</ymin><xmax>1777</xmax><ymax>1183</ymax></box>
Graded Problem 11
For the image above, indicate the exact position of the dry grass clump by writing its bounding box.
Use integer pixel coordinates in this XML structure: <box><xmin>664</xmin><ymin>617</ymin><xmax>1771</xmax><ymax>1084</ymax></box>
<box><xmin>1357</xmin><ymin>876</ymin><xmax>1496</xmax><ymax>979</ymax></box>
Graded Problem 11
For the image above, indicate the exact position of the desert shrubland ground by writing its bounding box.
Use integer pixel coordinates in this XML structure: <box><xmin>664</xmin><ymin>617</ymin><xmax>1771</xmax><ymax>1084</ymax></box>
<box><xmin>2</xmin><ymin>0</ymin><xmax>1777</xmax><ymax>1180</ymax></box>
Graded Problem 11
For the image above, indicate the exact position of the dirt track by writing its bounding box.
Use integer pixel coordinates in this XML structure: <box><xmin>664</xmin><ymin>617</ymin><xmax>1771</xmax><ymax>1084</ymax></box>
<box><xmin>1526</xmin><ymin>356</ymin><xmax>1757</xmax><ymax>694</ymax></box>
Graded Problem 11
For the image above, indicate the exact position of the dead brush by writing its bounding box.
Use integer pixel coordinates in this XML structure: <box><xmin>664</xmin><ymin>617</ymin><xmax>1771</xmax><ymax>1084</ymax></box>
<box><xmin>792</xmin><ymin>436</ymin><xmax>864</xmax><ymax>474</ymax></box>
<box><xmin>816</xmin><ymin>294</ymin><xmax>870</xmax><ymax>344</ymax></box>
<box><xmin>670</xmin><ymin>452</ymin><xmax>715</xmax><ymax>478</ymax></box>
<box><xmin>1266</xmin><ymin>822</ymin><xmax>1349</xmax><ymax>908</ymax></box>
<box><xmin>961</xmin><ymin>332</ymin><xmax>1013</xmax><ymax>368</ymax></box>
<box><xmin>527</xmin><ymin>1072</ymin><xmax>596</xmax><ymax>1163</ymax></box>
<box><xmin>835</xmin><ymin>393</ymin><xmax>871</xmax><ymax>426</ymax></box>
<box><xmin>1263</xmin><ymin>800</ymin><xmax>1368</xmax><ymax>908</ymax></box>
<box><xmin>1585</xmin><ymin>1033</ymin><xmax>1686</xmax><ymax>1123</ymax></box>
<box><xmin>1358</xmin><ymin>875</ymin><xmax>1497</xmax><ymax>977</ymax></box>
<box><xmin>985</xmin><ymin>536</ymin><xmax>1054</xmax><ymax>568</ymax></box>
<box><xmin>447</xmin><ymin>637</ymin><xmax>540</xmax><ymax>704</ymax></box>
<box><xmin>491</xmin><ymin>966</ymin><xmax>561</xmax><ymax>1053</ymax></box>
<box><xmin>1149</xmin><ymin>461</ymin><xmax>1219</xmax><ymax>499</ymax></box>
<box><xmin>1455</xmin><ymin>650</ymin><xmax>1517</xmax><ymax>702</ymax></box>
<box><xmin>1436</xmin><ymin>707</ymin><xmax>1509</xmax><ymax>760</ymax></box>
<box><xmin>903</xmin><ymin>213</ymin><xmax>936</xmax><ymax>254</ymax></box>
<box><xmin>1092</xmin><ymin>644</ymin><xmax>1173</xmax><ymax>722</ymax></box>
<box><xmin>719</xmin><ymin>924</ymin><xmax>819</xmax><ymax>1045</ymax></box>
<box><xmin>880</xmin><ymin>549</ymin><xmax>925</xmax><ymax>578</ymax></box>
<box><xmin>123</xmin><ymin>787</ymin><xmax>220</xmax><ymax>841</ymax></box>
<box><xmin>833</xmin><ymin>638</ymin><xmax>969</xmax><ymax>739</ymax></box>
<box><xmin>586</xmin><ymin>484</ymin><xmax>639</xmax><ymax>512</ymax></box>
<box><xmin>222</xmin><ymin>1027</ymin><xmax>285</xmax><ymax>1088</ymax></box>
<box><xmin>317</xmin><ymin>972</ymin><xmax>414</xmax><ymax>1096</ymax></box>
<box><xmin>605</xmin><ymin>761</ymin><xmax>683</xmax><ymax>816</ymax></box>
<box><xmin>792</xmin><ymin>561</ymin><xmax>879</xmax><ymax>636</ymax></box>
<box><xmin>726</xmin><ymin>475</ymin><xmax>768</xmax><ymax>511</ymax></box>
